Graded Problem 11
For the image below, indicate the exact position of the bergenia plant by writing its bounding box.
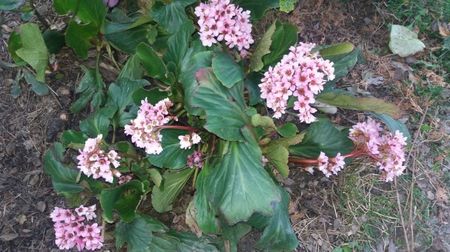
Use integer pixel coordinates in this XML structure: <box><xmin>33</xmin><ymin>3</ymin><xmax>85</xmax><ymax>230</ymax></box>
<box><xmin>6</xmin><ymin>0</ymin><xmax>410</xmax><ymax>251</ymax></box>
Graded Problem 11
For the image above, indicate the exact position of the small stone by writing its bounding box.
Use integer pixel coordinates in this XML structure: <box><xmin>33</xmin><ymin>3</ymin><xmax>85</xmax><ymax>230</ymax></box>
<box><xmin>36</xmin><ymin>201</ymin><xmax>46</xmax><ymax>212</ymax></box>
<box><xmin>427</xmin><ymin>191</ymin><xmax>435</xmax><ymax>200</ymax></box>
<box><xmin>16</xmin><ymin>215</ymin><xmax>27</xmax><ymax>225</ymax></box>
<box><xmin>29</xmin><ymin>175</ymin><xmax>39</xmax><ymax>186</ymax></box>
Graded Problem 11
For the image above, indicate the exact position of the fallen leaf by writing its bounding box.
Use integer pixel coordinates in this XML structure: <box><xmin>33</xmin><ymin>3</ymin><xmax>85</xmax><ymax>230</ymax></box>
<box><xmin>389</xmin><ymin>25</ymin><xmax>425</xmax><ymax>57</ymax></box>
<box><xmin>0</xmin><ymin>233</ymin><xmax>18</xmax><ymax>241</ymax></box>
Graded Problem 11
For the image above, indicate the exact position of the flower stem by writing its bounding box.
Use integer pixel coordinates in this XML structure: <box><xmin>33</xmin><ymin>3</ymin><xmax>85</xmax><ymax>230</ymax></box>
<box><xmin>157</xmin><ymin>125</ymin><xmax>197</xmax><ymax>132</ymax></box>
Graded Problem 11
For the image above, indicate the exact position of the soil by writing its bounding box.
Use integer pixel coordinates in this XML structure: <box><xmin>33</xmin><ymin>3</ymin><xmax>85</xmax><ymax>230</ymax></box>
<box><xmin>1</xmin><ymin>0</ymin><xmax>449</xmax><ymax>251</ymax></box>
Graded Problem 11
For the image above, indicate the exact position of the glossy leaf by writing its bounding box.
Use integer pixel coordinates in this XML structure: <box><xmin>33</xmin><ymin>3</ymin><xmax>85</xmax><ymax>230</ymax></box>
<box><xmin>317</xmin><ymin>91</ymin><xmax>401</xmax><ymax>118</ymax></box>
<box><xmin>136</xmin><ymin>43</ymin><xmax>167</xmax><ymax>79</ymax></box>
<box><xmin>250</xmin><ymin>21</ymin><xmax>276</xmax><ymax>72</ymax></box>
<box><xmin>115</xmin><ymin>216</ymin><xmax>153</xmax><ymax>252</ymax></box>
<box><xmin>263</xmin><ymin>21</ymin><xmax>298</xmax><ymax>67</ymax></box>
<box><xmin>15</xmin><ymin>23</ymin><xmax>48</xmax><ymax>82</ymax></box>
<box><xmin>24</xmin><ymin>72</ymin><xmax>49</xmax><ymax>96</ymax></box>
<box><xmin>43</xmin><ymin>143</ymin><xmax>83</xmax><ymax>194</ymax></box>
<box><xmin>192</xmin><ymin>68</ymin><xmax>249</xmax><ymax>141</ymax></box>
<box><xmin>150</xmin><ymin>0</ymin><xmax>196</xmax><ymax>34</ymax></box>
<box><xmin>147</xmin><ymin>129</ymin><xmax>194</xmax><ymax>169</ymax></box>
<box><xmin>263</xmin><ymin>144</ymin><xmax>290</xmax><ymax>177</ymax></box>
<box><xmin>194</xmin><ymin>162</ymin><xmax>220</xmax><ymax>234</ymax></box>
<box><xmin>105</xmin><ymin>20</ymin><xmax>152</xmax><ymax>53</ymax></box>
<box><xmin>234</xmin><ymin>0</ymin><xmax>279</xmax><ymax>20</ymax></box>
<box><xmin>119</xmin><ymin>55</ymin><xmax>144</xmax><ymax>80</ymax></box>
<box><xmin>319</xmin><ymin>42</ymin><xmax>355</xmax><ymax>58</ymax></box>
<box><xmin>79</xmin><ymin>106</ymin><xmax>117</xmax><ymax>138</ymax></box>
<box><xmin>70</xmin><ymin>67</ymin><xmax>104</xmax><ymax>113</ymax></box>
<box><xmin>289</xmin><ymin>119</ymin><xmax>354</xmax><ymax>158</ymax></box>
<box><xmin>371</xmin><ymin>113</ymin><xmax>411</xmax><ymax>142</ymax></box>
<box><xmin>255</xmin><ymin>188</ymin><xmax>299</xmax><ymax>251</ymax></box>
<box><xmin>100</xmin><ymin>180</ymin><xmax>145</xmax><ymax>222</ymax></box>
<box><xmin>132</xmin><ymin>88</ymin><xmax>168</xmax><ymax>105</ymax></box>
<box><xmin>60</xmin><ymin>130</ymin><xmax>87</xmax><ymax>149</ymax></box>
<box><xmin>325</xmin><ymin>48</ymin><xmax>362</xmax><ymax>83</ymax></box>
<box><xmin>151</xmin><ymin>168</ymin><xmax>194</xmax><ymax>213</ymax></box>
<box><xmin>76</xmin><ymin>0</ymin><xmax>106</xmax><ymax>27</ymax></box>
<box><xmin>66</xmin><ymin>21</ymin><xmax>97</xmax><ymax>59</ymax></box>
<box><xmin>277</xmin><ymin>122</ymin><xmax>298</xmax><ymax>137</ymax></box>
<box><xmin>212</xmin><ymin>52</ymin><xmax>244</xmax><ymax>88</ymax></box>
<box><xmin>53</xmin><ymin>0</ymin><xmax>77</xmax><ymax>14</ymax></box>
<box><xmin>179</xmin><ymin>50</ymin><xmax>212</xmax><ymax>115</ymax></box>
<box><xmin>201</xmin><ymin>128</ymin><xmax>281</xmax><ymax>225</ymax></box>
<box><xmin>43</xmin><ymin>30</ymin><xmax>65</xmax><ymax>54</ymax></box>
<box><xmin>7</xmin><ymin>31</ymin><xmax>26</xmax><ymax>65</ymax></box>
<box><xmin>165</xmin><ymin>22</ymin><xmax>195</xmax><ymax>71</ymax></box>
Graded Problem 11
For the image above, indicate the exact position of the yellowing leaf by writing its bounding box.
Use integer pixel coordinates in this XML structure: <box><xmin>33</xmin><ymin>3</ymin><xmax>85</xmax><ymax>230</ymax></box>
<box><xmin>249</xmin><ymin>21</ymin><xmax>276</xmax><ymax>72</ymax></box>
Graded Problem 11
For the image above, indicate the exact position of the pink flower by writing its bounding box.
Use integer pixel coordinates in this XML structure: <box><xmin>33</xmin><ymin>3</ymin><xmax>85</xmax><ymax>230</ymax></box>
<box><xmin>125</xmin><ymin>98</ymin><xmax>175</xmax><ymax>155</ymax></box>
<box><xmin>349</xmin><ymin>118</ymin><xmax>408</xmax><ymax>182</ymax></box>
<box><xmin>316</xmin><ymin>152</ymin><xmax>346</xmax><ymax>177</ymax></box>
<box><xmin>50</xmin><ymin>206</ymin><xmax>103</xmax><ymax>251</ymax></box>
<box><xmin>194</xmin><ymin>0</ymin><xmax>254</xmax><ymax>55</ymax></box>
<box><xmin>178</xmin><ymin>133</ymin><xmax>202</xmax><ymax>150</ymax></box>
<box><xmin>259</xmin><ymin>43</ymin><xmax>335</xmax><ymax>123</ymax></box>
<box><xmin>76</xmin><ymin>135</ymin><xmax>121</xmax><ymax>183</ymax></box>
<box><xmin>118</xmin><ymin>175</ymin><xmax>133</xmax><ymax>185</ymax></box>
<box><xmin>187</xmin><ymin>151</ymin><xmax>203</xmax><ymax>169</ymax></box>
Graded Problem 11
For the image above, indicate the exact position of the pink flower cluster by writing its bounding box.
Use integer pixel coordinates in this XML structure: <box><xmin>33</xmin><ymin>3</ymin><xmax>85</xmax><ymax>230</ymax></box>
<box><xmin>125</xmin><ymin>98</ymin><xmax>175</xmax><ymax>155</ymax></box>
<box><xmin>179</xmin><ymin>133</ymin><xmax>201</xmax><ymax>149</ymax></box>
<box><xmin>317</xmin><ymin>152</ymin><xmax>346</xmax><ymax>177</ymax></box>
<box><xmin>77</xmin><ymin>135</ymin><xmax>121</xmax><ymax>183</ymax></box>
<box><xmin>259</xmin><ymin>43</ymin><xmax>335</xmax><ymax>123</ymax></box>
<box><xmin>50</xmin><ymin>205</ymin><xmax>103</xmax><ymax>251</ymax></box>
<box><xmin>187</xmin><ymin>151</ymin><xmax>203</xmax><ymax>169</ymax></box>
<box><xmin>195</xmin><ymin>0</ymin><xmax>254</xmax><ymax>56</ymax></box>
<box><xmin>118</xmin><ymin>175</ymin><xmax>133</xmax><ymax>185</ymax></box>
<box><xmin>349</xmin><ymin>118</ymin><xmax>407</xmax><ymax>182</ymax></box>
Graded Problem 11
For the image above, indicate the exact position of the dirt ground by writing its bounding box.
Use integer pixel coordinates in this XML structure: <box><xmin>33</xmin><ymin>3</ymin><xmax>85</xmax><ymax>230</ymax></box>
<box><xmin>1</xmin><ymin>0</ymin><xmax>449</xmax><ymax>251</ymax></box>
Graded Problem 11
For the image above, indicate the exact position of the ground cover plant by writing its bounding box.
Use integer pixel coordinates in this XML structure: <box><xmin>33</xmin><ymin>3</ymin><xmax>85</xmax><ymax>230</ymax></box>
<box><xmin>3</xmin><ymin>0</ymin><xmax>439</xmax><ymax>251</ymax></box>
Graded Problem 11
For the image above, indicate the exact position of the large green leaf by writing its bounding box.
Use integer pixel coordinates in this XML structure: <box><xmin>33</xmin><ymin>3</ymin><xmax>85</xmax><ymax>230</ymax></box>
<box><xmin>180</xmin><ymin>50</ymin><xmax>212</xmax><ymax>115</ymax></box>
<box><xmin>65</xmin><ymin>21</ymin><xmax>97</xmax><ymax>59</ymax></box>
<box><xmin>77</xmin><ymin>0</ymin><xmax>106</xmax><ymax>27</ymax></box>
<box><xmin>222</xmin><ymin>223</ymin><xmax>252</xmax><ymax>252</ymax></box>
<box><xmin>165</xmin><ymin>22</ymin><xmax>195</xmax><ymax>71</ymax></box>
<box><xmin>43</xmin><ymin>143</ymin><xmax>83</xmax><ymax>194</ymax></box>
<box><xmin>147</xmin><ymin>129</ymin><xmax>194</xmax><ymax>169</ymax></box>
<box><xmin>150</xmin><ymin>0</ymin><xmax>196</xmax><ymax>34</ymax></box>
<box><xmin>324</xmin><ymin>48</ymin><xmax>362</xmax><ymax>84</ymax></box>
<box><xmin>60</xmin><ymin>130</ymin><xmax>87</xmax><ymax>149</ymax></box>
<box><xmin>262</xmin><ymin>21</ymin><xmax>298</xmax><ymax>67</ymax></box>
<box><xmin>149</xmin><ymin>231</ymin><xmax>219</xmax><ymax>252</ymax></box>
<box><xmin>43</xmin><ymin>30</ymin><xmax>65</xmax><ymax>54</ymax></box>
<box><xmin>0</xmin><ymin>0</ymin><xmax>25</xmax><ymax>10</ymax></box>
<box><xmin>7</xmin><ymin>31</ymin><xmax>26</xmax><ymax>66</ymax></box>
<box><xmin>100</xmin><ymin>180</ymin><xmax>145</xmax><ymax>222</ymax></box>
<box><xmin>70</xmin><ymin>67</ymin><xmax>105</xmax><ymax>113</ymax></box>
<box><xmin>119</xmin><ymin>55</ymin><xmax>144</xmax><ymax>80</ymax></box>
<box><xmin>151</xmin><ymin>168</ymin><xmax>194</xmax><ymax>213</ymax></box>
<box><xmin>249</xmin><ymin>21</ymin><xmax>276</xmax><ymax>72</ymax></box>
<box><xmin>389</xmin><ymin>24</ymin><xmax>425</xmax><ymax>57</ymax></box>
<box><xmin>254</xmin><ymin>188</ymin><xmax>299</xmax><ymax>251</ymax></box>
<box><xmin>234</xmin><ymin>0</ymin><xmax>279</xmax><ymax>20</ymax></box>
<box><xmin>317</xmin><ymin>91</ymin><xmax>401</xmax><ymax>118</ymax></box>
<box><xmin>105</xmin><ymin>20</ymin><xmax>152</xmax><ymax>54</ymax></box>
<box><xmin>136</xmin><ymin>43</ymin><xmax>167</xmax><ymax>80</ymax></box>
<box><xmin>194</xmin><ymin>162</ymin><xmax>220</xmax><ymax>234</ymax></box>
<box><xmin>15</xmin><ymin>23</ymin><xmax>48</xmax><ymax>82</ymax></box>
<box><xmin>108</xmin><ymin>78</ymin><xmax>148</xmax><ymax>111</ymax></box>
<box><xmin>53</xmin><ymin>0</ymin><xmax>77</xmax><ymax>14</ymax></box>
<box><xmin>115</xmin><ymin>216</ymin><xmax>153</xmax><ymax>252</ymax></box>
<box><xmin>289</xmin><ymin>119</ymin><xmax>354</xmax><ymax>158</ymax></box>
<box><xmin>212</xmin><ymin>52</ymin><xmax>244</xmax><ymax>88</ymax></box>
<box><xmin>79</xmin><ymin>106</ymin><xmax>117</xmax><ymax>138</ymax></box>
<box><xmin>192</xmin><ymin>68</ymin><xmax>249</xmax><ymax>141</ymax></box>
<box><xmin>319</xmin><ymin>42</ymin><xmax>355</xmax><ymax>58</ymax></box>
<box><xmin>202</xmin><ymin>128</ymin><xmax>281</xmax><ymax>225</ymax></box>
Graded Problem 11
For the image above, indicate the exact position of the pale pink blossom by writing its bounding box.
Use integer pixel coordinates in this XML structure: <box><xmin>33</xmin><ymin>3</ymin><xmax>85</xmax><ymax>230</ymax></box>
<box><xmin>118</xmin><ymin>175</ymin><xmax>133</xmax><ymax>185</ymax></box>
<box><xmin>349</xmin><ymin>118</ymin><xmax>408</xmax><ymax>182</ymax></box>
<box><xmin>76</xmin><ymin>135</ymin><xmax>121</xmax><ymax>183</ymax></box>
<box><xmin>195</xmin><ymin>0</ymin><xmax>254</xmax><ymax>55</ymax></box>
<box><xmin>259</xmin><ymin>43</ymin><xmax>335</xmax><ymax>123</ymax></box>
<box><xmin>124</xmin><ymin>98</ymin><xmax>175</xmax><ymax>155</ymax></box>
<box><xmin>316</xmin><ymin>152</ymin><xmax>346</xmax><ymax>177</ymax></box>
<box><xmin>178</xmin><ymin>133</ymin><xmax>202</xmax><ymax>150</ymax></box>
<box><xmin>50</xmin><ymin>206</ymin><xmax>103</xmax><ymax>251</ymax></box>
